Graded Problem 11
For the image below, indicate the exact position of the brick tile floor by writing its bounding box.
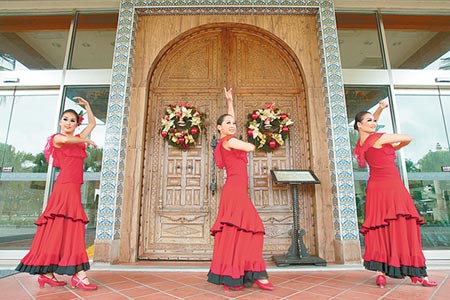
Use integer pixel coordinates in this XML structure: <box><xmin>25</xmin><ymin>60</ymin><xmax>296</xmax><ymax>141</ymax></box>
<box><xmin>1</xmin><ymin>262</ymin><xmax>449</xmax><ymax>299</ymax></box>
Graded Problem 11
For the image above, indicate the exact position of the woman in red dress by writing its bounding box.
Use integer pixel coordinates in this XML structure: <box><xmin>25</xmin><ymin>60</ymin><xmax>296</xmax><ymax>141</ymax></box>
<box><xmin>207</xmin><ymin>88</ymin><xmax>274</xmax><ymax>292</ymax></box>
<box><xmin>16</xmin><ymin>97</ymin><xmax>98</xmax><ymax>291</ymax></box>
<box><xmin>353</xmin><ymin>101</ymin><xmax>437</xmax><ymax>288</ymax></box>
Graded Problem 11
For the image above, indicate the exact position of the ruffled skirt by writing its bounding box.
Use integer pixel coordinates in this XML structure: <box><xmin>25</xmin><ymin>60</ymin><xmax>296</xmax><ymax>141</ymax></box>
<box><xmin>361</xmin><ymin>178</ymin><xmax>427</xmax><ymax>278</ymax></box>
<box><xmin>16</xmin><ymin>182</ymin><xmax>90</xmax><ymax>275</ymax></box>
<box><xmin>208</xmin><ymin>178</ymin><xmax>267</xmax><ymax>287</ymax></box>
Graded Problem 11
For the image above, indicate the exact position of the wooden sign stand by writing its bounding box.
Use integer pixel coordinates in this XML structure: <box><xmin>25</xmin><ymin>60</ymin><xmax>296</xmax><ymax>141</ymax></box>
<box><xmin>270</xmin><ymin>170</ymin><xmax>327</xmax><ymax>267</ymax></box>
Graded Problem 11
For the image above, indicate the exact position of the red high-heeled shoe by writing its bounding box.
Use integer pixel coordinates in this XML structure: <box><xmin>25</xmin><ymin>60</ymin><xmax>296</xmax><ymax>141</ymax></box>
<box><xmin>410</xmin><ymin>277</ymin><xmax>438</xmax><ymax>287</ymax></box>
<box><xmin>37</xmin><ymin>274</ymin><xmax>67</xmax><ymax>288</ymax></box>
<box><xmin>71</xmin><ymin>275</ymin><xmax>98</xmax><ymax>291</ymax></box>
<box><xmin>223</xmin><ymin>285</ymin><xmax>244</xmax><ymax>291</ymax></box>
<box><xmin>255</xmin><ymin>280</ymin><xmax>275</xmax><ymax>291</ymax></box>
<box><xmin>375</xmin><ymin>275</ymin><xmax>386</xmax><ymax>288</ymax></box>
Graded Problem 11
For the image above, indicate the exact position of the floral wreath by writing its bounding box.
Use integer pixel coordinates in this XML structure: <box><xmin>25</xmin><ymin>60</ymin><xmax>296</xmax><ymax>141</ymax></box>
<box><xmin>246</xmin><ymin>102</ymin><xmax>294</xmax><ymax>151</ymax></box>
<box><xmin>160</xmin><ymin>102</ymin><xmax>206</xmax><ymax>149</ymax></box>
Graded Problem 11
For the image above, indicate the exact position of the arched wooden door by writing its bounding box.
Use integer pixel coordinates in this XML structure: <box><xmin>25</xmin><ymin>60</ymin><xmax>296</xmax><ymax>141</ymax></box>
<box><xmin>139</xmin><ymin>24</ymin><xmax>312</xmax><ymax>260</ymax></box>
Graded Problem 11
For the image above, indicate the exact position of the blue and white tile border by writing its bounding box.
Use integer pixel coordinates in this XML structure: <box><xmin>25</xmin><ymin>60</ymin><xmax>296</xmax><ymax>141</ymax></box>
<box><xmin>97</xmin><ymin>0</ymin><xmax>358</xmax><ymax>244</ymax></box>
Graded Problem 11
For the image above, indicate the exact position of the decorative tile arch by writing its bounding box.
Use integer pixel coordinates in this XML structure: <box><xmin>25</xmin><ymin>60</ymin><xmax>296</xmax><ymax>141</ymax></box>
<box><xmin>97</xmin><ymin>0</ymin><xmax>358</xmax><ymax>247</ymax></box>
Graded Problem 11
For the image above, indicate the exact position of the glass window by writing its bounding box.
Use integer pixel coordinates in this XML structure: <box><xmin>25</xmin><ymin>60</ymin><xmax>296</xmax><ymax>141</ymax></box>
<box><xmin>383</xmin><ymin>15</ymin><xmax>450</xmax><ymax>70</ymax></box>
<box><xmin>64</xmin><ymin>86</ymin><xmax>108</xmax><ymax>151</ymax></box>
<box><xmin>1</xmin><ymin>90</ymin><xmax>60</xmax><ymax>173</ymax></box>
<box><xmin>0</xmin><ymin>91</ymin><xmax>14</xmax><ymax>151</ymax></box>
<box><xmin>346</xmin><ymin>86</ymin><xmax>393</xmax><ymax>167</ymax></box>
<box><xmin>0</xmin><ymin>15</ymin><xmax>72</xmax><ymax>70</ymax></box>
<box><xmin>442</xmin><ymin>91</ymin><xmax>450</xmax><ymax>139</ymax></box>
<box><xmin>69</xmin><ymin>13</ymin><xmax>118</xmax><ymax>69</ymax></box>
<box><xmin>64</xmin><ymin>86</ymin><xmax>109</xmax><ymax>250</ymax></box>
<box><xmin>345</xmin><ymin>86</ymin><xmax>392</xmax><ymax>242</ymax></box>
<box><xmin>336</xmin><ymin>13</ymin><xmax>385</xmax><ymax>69</ymax></box>
<box><xmin>0</xmin><ymin>90</ymin><xmax>60</xmax><ymax>250</ymax></box>
<box><xmin>395</xmin><ymin>90</ymin><xmax>450</xmax><ymax>249</ymax></box>
<box><xmin>395</xmin><ymin>91</ymin><xmax>449</xmax><ymax>164</ymax></box>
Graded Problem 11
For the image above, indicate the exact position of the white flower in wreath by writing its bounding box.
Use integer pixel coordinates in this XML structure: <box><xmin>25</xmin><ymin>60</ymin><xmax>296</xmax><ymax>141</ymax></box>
<box><xmin>160</xmin><ymin>103</ymin><xmax>206</xmax><ymax>149</ymax></box>
<box><xmin>246</xmin><ymin>102</ymin><xmax>294</xmax><ymax>151</ymax></box>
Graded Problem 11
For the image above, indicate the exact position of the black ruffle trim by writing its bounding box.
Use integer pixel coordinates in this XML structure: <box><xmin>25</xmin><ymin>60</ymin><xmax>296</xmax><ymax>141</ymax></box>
<box><xmin>15</xmin><ymin>262</ymin><xmax>90</xmax><ymax>275</ymax></box>
<box><xmin>207</xmin><ymin>270</ymin><xmax>268</xmax><ymax>287</ymax></box>
<box><xmin>364</xmin><ymin>260</ymin><xmax>428</xmax><ymax>279</ymax></box>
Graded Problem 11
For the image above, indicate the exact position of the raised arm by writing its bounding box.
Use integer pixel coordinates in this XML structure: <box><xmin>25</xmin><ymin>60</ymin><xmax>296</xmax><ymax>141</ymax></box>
<box><xmin>224</xmin><ymin>87</ymin><xmax>235</xmax><ymax>118</ymax></box>
<box><xmin>225</xmin><ymin>137</ymin><xmax>256</xmax><ymax>153</ymax></box>
<box><xmin>53</xmin><ymin>96</ymin><xmax>97</xmax><ymax>148</ymax></box>
<box><xmin>74</xmin><ymin>96</ymin><xmax>96</xmax><ymax>138</ymax></box>
<box><xmin>373</xmin><ymin>99</ymin><xmax>389</xmax><ymax>122</ymax></box>
<box><xmin>374</xmin><ymin>133</ymin><xmax>412</xmax><ymax>150</ymax></box>
<box><xmin>53</xmin><ymin>133</ymin><xmax>97</xmax><ymax>148</ymax></box>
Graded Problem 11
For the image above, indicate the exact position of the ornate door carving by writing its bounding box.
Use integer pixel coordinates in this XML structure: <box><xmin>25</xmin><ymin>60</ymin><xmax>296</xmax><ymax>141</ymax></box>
<box><xmin>139</xmin><ymin>24</ymin><xmax>311</xmax><ymax>260</ymax></box>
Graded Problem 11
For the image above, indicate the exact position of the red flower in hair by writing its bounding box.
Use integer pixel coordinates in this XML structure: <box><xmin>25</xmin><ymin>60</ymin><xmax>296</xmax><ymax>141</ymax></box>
<box><xmin>78</xmin><ymin>111</ymin><xmax>84</xmax><ymax>125</ymax></box>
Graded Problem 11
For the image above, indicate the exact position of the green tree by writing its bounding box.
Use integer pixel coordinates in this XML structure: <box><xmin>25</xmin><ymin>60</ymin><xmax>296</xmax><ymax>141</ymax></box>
<box><xmin>32</xmin><ymin>152</ymin><xmax>48</xmax><ymax>173</ymax></box>
<box><xmin>405</xmin><ymin>158</ymin><xmax>419</xmax><ymax>172</ymax></box>
<box><xmin>84</xmin><ymin>147</ymin><xmax>103</xmax><ymax>172</ymax></box>
<box><xmin>418</xmin><ymin>150</ymin><xmax>450</xmax><ymax>172</ymax></box>
<box><xmin>0</xmin><ymin>143</ymin><xmax>43</xmax><ymax>224</ymax></box>
<box><xmin>0</xmin><ymin>143</ymin><xmax>35</xmax><ymax>172</ymax></box>
<box><xmin>418</xmin><ymin>150</ymin><xmax>450</xmax><ymax>224</ymax></box>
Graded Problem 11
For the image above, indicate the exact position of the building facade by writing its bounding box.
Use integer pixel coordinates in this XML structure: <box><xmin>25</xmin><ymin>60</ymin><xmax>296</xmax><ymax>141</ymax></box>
<box><xmin>1</xmin><ymin>0</ymin><xmax>449</xmax><ymax>264</ymax></box>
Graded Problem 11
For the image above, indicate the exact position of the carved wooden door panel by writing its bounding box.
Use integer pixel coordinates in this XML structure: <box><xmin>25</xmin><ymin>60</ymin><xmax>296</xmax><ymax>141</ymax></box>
<box><xmin>139</xmin><ymin>25</ymin><xmax>311</xmax><ymax>260</ymax></box>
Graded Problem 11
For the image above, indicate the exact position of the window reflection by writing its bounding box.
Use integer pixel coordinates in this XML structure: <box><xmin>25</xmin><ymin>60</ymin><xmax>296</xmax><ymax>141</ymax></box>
<box><xmin>336</xmin><ymin>13</ymin><xmax>385</xmax><ymax>69</ymax></box>
<box><xmin>345</xmin><ymin>86</ymin><xmax>393</xmax><ymax>247</ymax></box>
<box><xmin>64</xmin><ymin>86</ymin><xmax>108</xmax><ymax>151</ymax></box>
<box><xmin>395</xmin><ymin>92</ymin><xmax>448</xmax><ymax>163</ymax></box>
<box><xmin>441</xmin><ymin>93</ymin><xmax>450</xmax><ymax>141</ymax></box>
<box><xmin>0</xmin><ymin>92</ymin><xmax>14</xmax><ymax>157</ymax></box>
<box><xmin>0</xmin><ymin>90</ymin><xmax>59</xmax><ymax>250</ymax></box>
<box><xmin>383</xmin><ymin>15</ymin><xmax>450</xmax><ymax>70</ymax></box>
<box><xmin>396</xmin><ymin>91</ymin><xmax>450</xmax><ymax>248</ymax></box>
<box><xmin>69</xmin><ymin>13</ymin><xmax>118</xmax><ymax>69</ymax></box>
<box><xmin>345</xmin><ymin>86</ymin><xmax>392</xmax><ymax>172</ymax></box>
<box><xmin>0</xmin><ymin>15</ymin><xmax>71</xmax><ymax>70</ymax></box>
<box><xmin>1</xmin><ymin>91</ymin><xmax>59</xmax><ymax>173</ymax></box>
<box><xmin>61</xmin><ymin>86</ymin><xmax>107</xmax><ymax>252</ymax></box>
<box><xmin>83</xmin><ymin>181</ymin><xmax>99</xmax><ymax>252</ymax></box>
<box><xmin>410</xmin><ymin>177</ymin><xmax>450</xmax><ymax>249</ymax></box>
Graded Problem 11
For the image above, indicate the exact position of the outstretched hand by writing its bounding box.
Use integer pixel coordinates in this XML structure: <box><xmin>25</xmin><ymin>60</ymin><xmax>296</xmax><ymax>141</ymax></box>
<box><xmin>73</xmin><ymin>96</ymin><xmax>96</xmax><ymax>138</ymax></box>
<box><xmin>73</xmin><ymin>96</ymin><xmax>90</xmax><ymax>107</ymax></box>
<box><xmin>224</xmin><ymin>87</ymin><xmax>233</xmax><ymax>102</ymax></box>
<box><xmin>378</xmin><ymin>100</ymin><xmax>388</xmax><ymax>110</ymax></box>
<box><xmin>87</xmin><ymin>139</ymin><xmax>97</xmax><ymax>149</ymax></box>
<box><xmin>224</xmin><ymin>87</ymin><xmax>235</xmax><ymax>118</ymax></box>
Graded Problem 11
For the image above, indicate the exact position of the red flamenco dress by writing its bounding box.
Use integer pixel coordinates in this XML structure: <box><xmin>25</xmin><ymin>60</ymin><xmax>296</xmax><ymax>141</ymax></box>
<box><xmin>207</xmin><ymin>135</ymin><xmax>268</xmax><ymax>287</ymax></box>
<box><xmin>16</xmin><ymin>134</ymin><xmax>90</xmax><ymax>275</ymax></box>
<box><xmin>354</xmin><ymin>133</ymin><xmax>428</xmax><ymax>278</ymax></box>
